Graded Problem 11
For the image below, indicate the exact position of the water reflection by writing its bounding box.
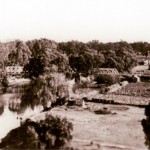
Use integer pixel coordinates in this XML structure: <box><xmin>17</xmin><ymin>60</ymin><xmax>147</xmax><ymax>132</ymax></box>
<box><xmin>0</xmin><ymin>105</ymin><xmax>20</xmax><ymax>141</ymax></box>
<box><xmin>0</xmin><ymin>105</ymin><xmax>4</xmax><ymax>115</ymax></box>
<box><xmin>0</xmin><ymin>92</ymin><xmax>43</xmax><ymax>141</ymax></box>
<box><xmin>8</xmin><ymin>96</ymin><xmax>21</xmax><ymax>113</ymax></box>
<box><xmin>0</xmin><ymin>94</ymin><xmax>20</xmax><ymax>140</ymax></box>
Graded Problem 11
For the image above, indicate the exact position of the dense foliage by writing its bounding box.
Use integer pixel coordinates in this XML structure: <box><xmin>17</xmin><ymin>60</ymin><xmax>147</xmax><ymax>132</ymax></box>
<box><xmin>58</xmin><ymin>41</ymin><xmax>105</xmax><ymax>75</ymax></box>
<box><xmin>58</xmin><ymin>41</ymin><xmax>137</xmax><ymax>73</ymax></box>
<box><xmin>21</xmin><ymin>39</ymin><xmax>69</xmax><ymax>109</ymax></box>
<box><xmin>1</xmin><ymin>39</ymin><xmax>148</xmax><ymax>75</ymax></box>
<box><xmin>1</xmin><ymin>76</ymin><xmax>9</xmax><ymax>93</ymax></box>
<box><xmin>26</xmin><ymin>39</ymin><xmax>69</xmax><ymax>73</ymax></box>
<box><xmin>95</xmin><ymin>74</ymin><xmax>120</xmax><ymax>85</ymax></box>
<box><xmin>1</xmin><ymin>38</ymin><xmax>148</xmax><ymax>109</ymax></box>
<box><xmin>21</xmin><ymin>73</ymin><xmax>69</xmax><ymax>110</ymax></box>
<box><xmin>142</xmin><ymin>104</ymin><xmax>150</xmax><ymax>149</ymax></box>
<box><xmin>23</xmin><ymin>57</ymin><xmax>45</xmax><ymax>78</ymax></box>
<box><xmin>7</xmin><ymin>41</ymin><xmax>31</xmax><ymax>66</ymax></box>
<box><xmin>0</xmin><ymin>114</ymin><xmax>73</xmax><ymax>149</ymax></box>
<box><xmin>131</xmin><ymin>42</ymin><xmax>150</xmax><ymax>56</ymax></box>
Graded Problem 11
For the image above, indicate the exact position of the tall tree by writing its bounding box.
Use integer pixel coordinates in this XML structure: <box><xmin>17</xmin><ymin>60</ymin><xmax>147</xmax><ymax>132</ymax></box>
<box><xmin>25</xmin><ymin>39</ymin><xmax>68</xmax><ymax>75</ymax></box>
<box><xmin>8</xmin><ymin>40</ymin><xmax>31</xmax><ymax>66</ymax></box>
<box><xmin>102</xmin><ymin>41</ymin><xmax>137</xmax><ymax>72</ymax></box>
<box><xmin>23</xmin><ymin>57</ymin><xmax>45</xmax><ymax>78</ymax></box>
<box><xmin>21</xmin><ymin>73</ymin><xmax>69</xmax><ymax>110</ymax></box>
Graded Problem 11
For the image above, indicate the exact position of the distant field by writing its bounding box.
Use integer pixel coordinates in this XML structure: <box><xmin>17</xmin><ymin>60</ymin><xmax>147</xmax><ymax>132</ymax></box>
<box><xmin>77</xmin><ymin>82</ymin><xmax>150</xmax><ymax>106</ymax></box>
<box><xmin>113</xmin><ymin>82</ymin><xmax>150</xmax><ymax>97</ymax></box>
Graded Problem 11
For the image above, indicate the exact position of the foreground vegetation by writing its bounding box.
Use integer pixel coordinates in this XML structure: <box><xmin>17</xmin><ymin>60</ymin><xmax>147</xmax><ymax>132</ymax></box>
<box><xmin>142</xmin><ymin>104</ymin><xmax>150</xmax><ymax>150</ymax></box>
<box><xmin>0</xmin><ymin>114</ymin><xmax>73</xmax><ymax>149</ymax></box>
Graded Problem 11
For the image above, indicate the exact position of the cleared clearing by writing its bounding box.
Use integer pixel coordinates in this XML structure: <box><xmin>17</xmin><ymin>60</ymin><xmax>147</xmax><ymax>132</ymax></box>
<box><xmin>41</xmin><ymin>103</ymin><xmax>147</xmax><ymax>150</ymax></box>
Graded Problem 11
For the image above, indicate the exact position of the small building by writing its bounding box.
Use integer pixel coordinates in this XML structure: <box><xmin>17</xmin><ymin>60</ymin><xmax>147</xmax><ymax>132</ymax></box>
<box><xmin>5</xmin><ymin>66</ymin><xmax>23</xmax><ymax>76</ymax></box>
<box><xmin>137</xmin><ymin>55</ymin><xmax>150</xmax><ymax>65</ymax></box>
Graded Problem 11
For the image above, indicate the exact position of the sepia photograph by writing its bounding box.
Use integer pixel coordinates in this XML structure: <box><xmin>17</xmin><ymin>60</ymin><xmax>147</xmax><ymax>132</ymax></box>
<box><xmin>0</xmin><ymin>0</ymin><xmax>150</xmax><ymax>149</ymax></box>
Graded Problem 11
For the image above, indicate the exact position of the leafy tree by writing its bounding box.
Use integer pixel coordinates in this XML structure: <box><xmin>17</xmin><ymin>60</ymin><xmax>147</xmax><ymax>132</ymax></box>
<box><xmin>58</xmin><ymin>41</ymin><xmax>87</xmax><ymax>55</ymax></box>
<box><xmin>0</xmin><ymin>114</ymin><xmax>73</xmax><ymax>149</ymax></box>
<box><xmin>7</xmin><ymin>41</ymin><xmax>31</xmax><ymax>66</ymax></box>
<box><xmin>87</xmin><ymin>40</ymin><xmax>106</xmax><ymax>52</ymax></box>
<box><xmin>25</xmin><ymin>39</ymin><xmax>69</xmax><ymax>78</ymax></box>
<box><xmin>68</xmin><ymin>51</ymin><xmax>104</xmax><ymax>75</ymax></box>
<box><xmin>21</xmin><ymin>73</ymin><xmax>69</xmax><ymax>110</ymax></box>
<box><xmin>23</xmin><ymin>57</ymin><xmax>45</xmax><ymax>78</ymax></box>
<box><xmin>0</xmin><ymin>41</ymin><xmax>16</xmax><ymax>67</ymax></box>
<box><xmin>22</xmin><ymin>39</ymin><xmax>69</xmax><ymax>110</ymax></box>
<box><xmin>102</xmin><ymin>41</ymin><xmax>137</xmax><ymax>72</ymax></box>
<box><xmin>59</xmin><ymin>40</ymin><xmax>137</xmax><ymax>74</ymax></box>
<box><xmin>69</xmin><ymin>55</ymin><xmax>86</xmax><ymax>73</ymax></box>
<box><xmin>1</xmin><ymin>76</ymin><xmax>9</xmax><ymax>93</ymax></box>
<box><xmin>131</xmin><ymin>42</ymin><xmax>150</xmax><ymax>56</ymax></box>
<box><xmin>59</xmin><ymin>41</ymin><xmax>105</xmax><ymax>75</ymax></box>
<box><xmin>95</xmin><ymin>74</ymin><xmax>120</xmax><ymax>85</ymax></box>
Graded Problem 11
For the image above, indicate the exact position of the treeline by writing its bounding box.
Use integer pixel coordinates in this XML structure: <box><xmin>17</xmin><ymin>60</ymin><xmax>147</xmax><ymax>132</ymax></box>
<box><xmin>0</xmin><ymin>39</ymin><xmax>149</xmax><ymax>75</ymax></box>
<box><xmin>59</xmin><ymin>40</ymin><xmax>138</xmax><ymax>74</ymax></box>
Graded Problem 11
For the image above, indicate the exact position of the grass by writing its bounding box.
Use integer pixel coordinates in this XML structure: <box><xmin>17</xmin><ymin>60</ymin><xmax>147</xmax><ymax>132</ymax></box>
<box><xmin>51</xmin><ymin>104</ymin><xmax>146</xmax><ymax>150</ymax></box>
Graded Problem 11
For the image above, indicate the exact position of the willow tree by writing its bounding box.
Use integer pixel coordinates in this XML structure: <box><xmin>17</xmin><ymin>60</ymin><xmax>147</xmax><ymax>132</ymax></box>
<box><xmin>21</xmin><ymin>73</ymin><xmax>69</xmax><ymax>110</ymax></box>
<box><xmin>21</xmin><ymin>39</ymin><xmax>69</xmax><ymax>110</ymax></box>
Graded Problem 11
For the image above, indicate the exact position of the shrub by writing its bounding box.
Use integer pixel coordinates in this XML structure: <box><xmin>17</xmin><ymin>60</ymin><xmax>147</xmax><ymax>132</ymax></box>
<box><xmin>141</xmin><ymin>103</ymin><xmax>150</xmax><ymax>149</ymax></box>
<box><xmin>79</xmin><ymin>80</ymin><xmax>90</xmax><ymax>88</ymax></box>
<box><xmin>95</xmin><ymin>74</ymin><xmax>120</xmax><ymax>85</ymax></box>
<box><xmin>99</xmin><ymin>86</ymin><xmax>109</xmax><ymax>94</ymax></box>
<box><xmin>94</xmin><ymin>108</ymin><xmax>111</xmax><ymax>115</ymax></box>
<box><xmin>0</xmin><ymin>114</ymin><xmax>73</xmax><ymax>149</ymax></box>
<box><xmin>1</xmin><ymin>76</ymin><xmax>9</xmax><ymax>93</ymax></box>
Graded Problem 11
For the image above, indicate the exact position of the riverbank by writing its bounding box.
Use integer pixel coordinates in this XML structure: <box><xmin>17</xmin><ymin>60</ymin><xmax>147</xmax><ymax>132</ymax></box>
<box><xmin>0</xmin><ymin>92</ymin><xmax>148</xmax><ymax>149</ymax></box>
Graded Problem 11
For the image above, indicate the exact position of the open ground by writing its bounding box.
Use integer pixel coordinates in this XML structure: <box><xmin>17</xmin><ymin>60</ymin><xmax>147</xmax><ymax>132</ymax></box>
<box><xmin>33</xmin><ymin>103</ymin><xmax>147</xmax><ymax>150</ymax></box>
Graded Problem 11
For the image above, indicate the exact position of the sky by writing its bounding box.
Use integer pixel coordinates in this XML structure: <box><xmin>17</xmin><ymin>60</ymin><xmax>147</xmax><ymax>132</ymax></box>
<box><xmin>0</xmin><ymin>0</ymin><xmax>150</xmax><ymax>43</ymax></box>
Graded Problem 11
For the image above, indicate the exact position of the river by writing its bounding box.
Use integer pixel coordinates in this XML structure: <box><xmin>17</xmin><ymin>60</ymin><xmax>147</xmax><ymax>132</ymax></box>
<box><xmin>0</xmin><ymin>93</ymin><xmax>43</xmax><ymax>141</ymax></box>
<box><xmin>0</xmin><ymin>94</ymin><xmax>20</xmax><ymax>141</ymax></box>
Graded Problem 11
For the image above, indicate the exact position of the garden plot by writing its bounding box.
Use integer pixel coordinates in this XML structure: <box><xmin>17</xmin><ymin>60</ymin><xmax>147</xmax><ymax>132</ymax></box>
<box><xmin>113</xmin><ymin>82</ymin><xmax>150</xmax><ymax>97</ymax></box>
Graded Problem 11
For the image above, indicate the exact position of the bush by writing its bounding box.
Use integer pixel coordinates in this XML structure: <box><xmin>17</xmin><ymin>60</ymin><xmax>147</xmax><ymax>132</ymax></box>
<box><xmin>94</xmin><ymin>108</ymin><xmax>111</xmax><ymax>115</ymax></box>
<box><xmin>79</xmin><ymin>80</ymin><xmax>90</xmax><ymax>88</ymax></box>
<box><xmin>99</xmin><ymin>86</ymin><xmax>109</xmax><ymax>94</ymax></box>
<box><xmin>95</xmin><ymin>74</ymin><xmax>120</xmax><ymax>85</ymax></box>
<box><xmin>1</xmin><ymin>76</ymin><xmax>9</xmax><ymax>93</ymax></box>
<box><xmin>141</xmin><ymin>103</ymin><xmax>150</xmax><ymax>149</ymax></box>
<box><xmin>0</xmin><ymin>114</ymin><xmax>73</xmax><ymax>149</ymax></box>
